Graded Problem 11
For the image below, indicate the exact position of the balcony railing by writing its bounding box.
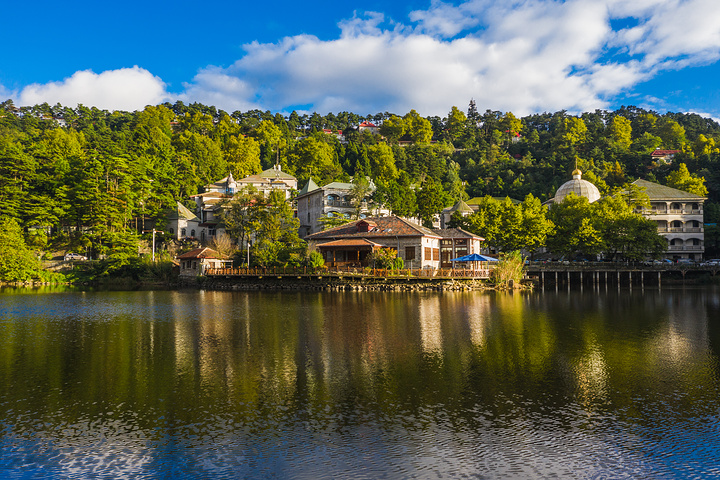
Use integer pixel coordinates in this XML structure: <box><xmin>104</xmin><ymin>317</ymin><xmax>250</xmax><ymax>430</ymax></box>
<box><xmin>668</xmin><ymin>245</ymin><xmax>704</xmax><ymax>251</ymax></box>
<box><xmin>645</xmin><ymin>209</ymin><xmax>703</xmax><ymax>215</ymax></box>
<box><xmin>657</xmin><ymin>227</ymin><xmax>704</xmax><ymax>233</ymax></box>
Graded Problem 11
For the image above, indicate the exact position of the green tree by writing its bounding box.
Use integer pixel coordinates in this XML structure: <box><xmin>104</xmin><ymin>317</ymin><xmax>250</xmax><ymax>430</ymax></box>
<box><xmin>252</xmin><ymin>190</ymin><xmax>303</xmax><ymax>267</ymax></box>
<box><xmin>225</xmin><ymin>135</ymin><xmax>262</xmax><ymax>178</ymax></box>
<box><xmin>519</xmin><ymin>194</ymin><xmax>553</xmax><ymax>255</ymax></box>
<box><xmin>379</xmin><ymin>115</ymin><xmax>406</xmax><ymax>142</ymax></box>
<box><xmin>547</xmin><ymin>194</ymin><xmax>602</xmax><ymax>257</ymax></box>
<box><xmin>286</xmin><ymin>137</ymin><xmax>341</xmax><ymax>186</ymax></box>
<box><xmin>446</xmin><ymin>106</ymin><xmax>467</xmax><ymax>143</ymax></box>
<box><xmin>173</xmin><ymin>131</ymin><xmax>225</xmax><ymax>186</ymax></box>
<box><xmin>0</xmin><ymin>217</ymin><xmax>42</xmax><ymax>281</ymax></box>
<box><xmin>416</xmin><ymin>179</ymin><xmax>449</xmax><ymax>227</ymax></box>
<box><xmin>608</xmin><ymin>115</ymin><xmax>632</xmax><ymax>150</ymax></box>
<box><xmin>654</xmin><ymin>118</ymin><xmax>686</xmax><ymax>149</ymax></box>
<box><xmin>220</xmin><ymin>188</ymin><xmax>267</xmax><ymax>258</ymax></box>
<box><xmin>403</xmin><ymin>110</ymin><xmax>433</xmax><ymax>144</ymax></box>
<box><xmin>666</xmin><ymin>163</ymin><xmax>708</xmax><ymax>196</ymax></box>
<box><xmin>366</xmin><ymin>143</ymin><xmax>398</xmax><ymax>183</ymax></box>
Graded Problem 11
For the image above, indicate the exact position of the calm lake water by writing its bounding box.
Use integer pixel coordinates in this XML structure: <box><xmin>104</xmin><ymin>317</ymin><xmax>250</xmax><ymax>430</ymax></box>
<box><xmin>1</xmin><ymin>286</ymin><xmax>720</xmax><ymax>479</ymax></box>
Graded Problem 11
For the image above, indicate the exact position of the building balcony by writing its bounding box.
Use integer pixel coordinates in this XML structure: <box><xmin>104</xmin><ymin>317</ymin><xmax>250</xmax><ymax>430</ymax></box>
<box><xmin>668</xmin><ymin>245</ymin><xmax>704</xmax><ymax>251</ymax></box>
<box><xmin>645</xmin><ymin>209</ymin><xmax>703</xmax><ymax>216</ymax></box>
<box><xmin>326</xmin><ymin>200</ymin><xmax>352</xmax><ymax>208</ymax></box>
<box><xmin>658</xmin><ymin>227</ymin><xmax>704</xmax><ymax>233</ymax></box>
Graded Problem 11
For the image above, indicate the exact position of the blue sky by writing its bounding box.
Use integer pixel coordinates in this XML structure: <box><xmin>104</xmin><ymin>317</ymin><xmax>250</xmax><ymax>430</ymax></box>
<box><xmin>3</xmin><ymin>0</ymin><xmax>720</xmax><ymax>120</ymax></box>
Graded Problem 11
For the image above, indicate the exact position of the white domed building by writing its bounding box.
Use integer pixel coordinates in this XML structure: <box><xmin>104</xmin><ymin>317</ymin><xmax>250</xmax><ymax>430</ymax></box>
<box><xmin>550</xmin><ymin>169</ymin><xmax>601</xmax><ymax>204</ymax></box>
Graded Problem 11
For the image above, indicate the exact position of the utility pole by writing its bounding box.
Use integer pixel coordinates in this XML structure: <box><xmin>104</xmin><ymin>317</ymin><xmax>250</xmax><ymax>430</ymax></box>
<box><xmin>152</xmin><ymin>229</ymin><xmax>156</xmax><ymax>262</ymax></box>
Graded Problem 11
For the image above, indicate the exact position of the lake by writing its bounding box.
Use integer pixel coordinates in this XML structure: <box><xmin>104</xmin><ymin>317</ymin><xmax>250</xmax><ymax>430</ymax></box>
<box><xmin>1</xmin><ymin>286</ymin><xmax>719</xmax><ymax>479</ymax></box>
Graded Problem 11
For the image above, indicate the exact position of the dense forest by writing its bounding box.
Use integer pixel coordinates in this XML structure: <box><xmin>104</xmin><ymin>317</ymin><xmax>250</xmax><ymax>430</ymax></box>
<box><xmin>1</xmin><ymin>98</ymin><xmax>719</xmax><ymax>266</ymax></box>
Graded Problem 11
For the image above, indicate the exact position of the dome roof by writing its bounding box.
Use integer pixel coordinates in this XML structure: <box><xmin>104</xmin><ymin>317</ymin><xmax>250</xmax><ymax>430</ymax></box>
<box><xmin>554</xmin><ymin>169</ymin><xmax>601</xmax><ymax>203</ymax></box>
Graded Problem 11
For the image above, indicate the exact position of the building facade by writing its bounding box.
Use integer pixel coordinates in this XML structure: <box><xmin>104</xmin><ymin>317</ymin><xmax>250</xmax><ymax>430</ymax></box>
<box><xmin>296</xmin><ymin>179</ymin><xmax>390</xmax><ymax>238</ymax></box>
<box><xmin>633</xmin><ymin>179</ymin><xmax>706</xmax><ymax>260</ymax></box>
<box><xmin>305</xmin><ymin>216</ymin><xmax>483</xmax><ymax>270</ymax></box>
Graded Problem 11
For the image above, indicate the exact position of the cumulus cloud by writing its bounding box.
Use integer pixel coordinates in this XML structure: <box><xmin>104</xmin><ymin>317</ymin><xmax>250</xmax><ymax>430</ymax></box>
<box><xmin>16</xmin><ymin>67</ymin><xmax>170</xmax><ymax>111</ymax></box>
<box><xmin>10</xmin><ymin>0</ymin><xmax>720</xmax><ymax>116</ymax></box>
<box><xmin>177</xmin><ymin>0</ymin><xmax>720</xmax><ymax>116</ymax></box>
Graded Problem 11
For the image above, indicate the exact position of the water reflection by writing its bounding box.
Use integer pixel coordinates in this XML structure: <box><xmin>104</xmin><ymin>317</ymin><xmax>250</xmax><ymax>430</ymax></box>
<box><xmin>0</xmin><ymin>287</ymin><xmax>719</xmax><ymax>478</ymax></box>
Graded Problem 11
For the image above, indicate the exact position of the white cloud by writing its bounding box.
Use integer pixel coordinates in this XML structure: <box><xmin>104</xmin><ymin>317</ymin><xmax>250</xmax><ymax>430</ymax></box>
<box><xmin>16</xmin><ymin>67</ymin><xmax>170</xmax><ymax>111</ymax></box>
<box><xmin>9</xmin><ymin>0</ymin><xmax>720</xmax><ymax>117</ymax></box>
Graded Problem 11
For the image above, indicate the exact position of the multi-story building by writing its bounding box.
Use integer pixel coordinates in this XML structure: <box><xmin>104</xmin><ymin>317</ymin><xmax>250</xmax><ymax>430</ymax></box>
<box><xmin>632</xmin><ymin>179</ymin><xmax>706</xmax><ymax>261</ymax></box>
<box><xmin>235</xmin><ymin>165</ymin><xmax>297</xmax><ymax>199</ymax></box>
<box><xmin>168</xmin><ymin>167</ymin><xmax>297</xmax><ymax>243</ymax></box>
<box><xmin>296</xmin><ymin>179</ymin><xmax>390</xmax><ymax>237</ymax></box>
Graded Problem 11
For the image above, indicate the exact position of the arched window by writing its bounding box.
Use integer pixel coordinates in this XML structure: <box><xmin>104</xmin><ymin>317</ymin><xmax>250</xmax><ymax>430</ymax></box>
<box><xmin>191</xmin><ymin>229</ymin><xmax>196</xmax><ymax>237</ymax></box>
<box><xmin>181</xmin><ymin>228</ymin><xmax>186</xmax><ymax>236</ymax></box>
<box><xmin>169</xmin><ymin>228</ymin><xmax>175</xmax><ymax>234</ymax></box>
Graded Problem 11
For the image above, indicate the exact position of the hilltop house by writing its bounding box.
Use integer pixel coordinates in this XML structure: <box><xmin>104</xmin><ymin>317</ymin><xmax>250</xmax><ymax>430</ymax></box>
<box><xmin>358</xmin><ymin>121</ymin><xmax>380</xmax><ymax>135</ymax></box>
<box><xmin>651</xmin><ymin>149</ymin><xmax>680</xmax><ymax>163</ymax></box>
<box><xmin>632</xmin><ymin>179</ymin><xmax>705</xmax><ymax>261</ymax></box>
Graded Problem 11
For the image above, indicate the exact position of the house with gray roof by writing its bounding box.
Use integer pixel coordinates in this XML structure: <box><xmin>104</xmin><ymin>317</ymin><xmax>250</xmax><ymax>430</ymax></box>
<box><xmin>632</xmin><ymin>179</ymin><xmax>706</xmax><ymax>260</ymax></box>
<box><xmin>166</xmin><ymin>202</ymin><xmax>201</xmax><ymax>241</ymax></box>
<box><xmin>296</xmin><ymin>178</ymin><xmax>390</xmax><ymax>238</ymax></box>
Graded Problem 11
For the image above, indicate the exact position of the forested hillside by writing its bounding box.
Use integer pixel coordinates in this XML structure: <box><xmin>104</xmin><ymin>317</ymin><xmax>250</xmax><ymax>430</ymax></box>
<box><xmin>1</xmin><ymin>99</ymin><xmax>718</xmax><ymax>258</ymax></box>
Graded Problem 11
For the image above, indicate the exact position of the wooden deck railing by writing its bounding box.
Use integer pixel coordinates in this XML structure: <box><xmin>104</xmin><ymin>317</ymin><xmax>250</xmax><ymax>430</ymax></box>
<box><xmin>205</xmin><ymin>266</ymin><xmax>494</xmax><ymax>278</ymax></box>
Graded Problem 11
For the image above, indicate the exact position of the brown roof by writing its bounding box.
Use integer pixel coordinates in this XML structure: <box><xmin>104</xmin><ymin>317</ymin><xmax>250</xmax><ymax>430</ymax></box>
<box><xmin>177</xmin><ymin>247</ymin><xmax>225</xmax><ymax>260</ymax></box>
<box><xmin>306</xmin><ymin>216</ymin><xmax>440</xmax><ymax>240</ymax></box>
<box><xmin>316</xmin><ymin>239</ymin><xmax>384</xmax><ymax>248</ymax></box>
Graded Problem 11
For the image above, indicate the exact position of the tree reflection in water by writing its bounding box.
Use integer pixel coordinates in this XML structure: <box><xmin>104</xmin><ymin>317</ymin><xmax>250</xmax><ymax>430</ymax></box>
<box><xmin>0</xmin><ymin>287</ymin><xmax>719</xmax><ymax>478</ymax></box>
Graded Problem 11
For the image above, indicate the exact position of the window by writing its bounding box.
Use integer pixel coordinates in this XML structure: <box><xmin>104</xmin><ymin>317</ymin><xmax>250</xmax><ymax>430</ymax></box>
<box><xmin>181</xmin><ymin>228</ymin><xmax>186</xmax><ymax>236</ymax></box>
<box><xmin>169</xmin><ymin>228</ymin><xmax>174</xmax><ymax>234</ymax></box>
<box><xmin>433</xmin><ymin>248</ymin><xmax>439</xmax><ymax>261</ymax></box>
<box><xmin>424</xmin><ymin>247</ymin><xmax>431</xmax><ymax>260</ymax></box>
<box><xmin>190</xmin><ymin>229</ymin><xmax>196</xmax><ymax>237</ymax></box>
<box><xmin>405</xmin><ymin>247</ymin><xmax>416</xmax><ymax>260</ymax></box>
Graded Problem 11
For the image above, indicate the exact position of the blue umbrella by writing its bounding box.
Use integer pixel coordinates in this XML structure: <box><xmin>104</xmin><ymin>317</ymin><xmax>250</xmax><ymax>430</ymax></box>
<box><xmin>450</xmin><ymin>253</ymin><xmax>498</xmax><ymax>262</ymax></box>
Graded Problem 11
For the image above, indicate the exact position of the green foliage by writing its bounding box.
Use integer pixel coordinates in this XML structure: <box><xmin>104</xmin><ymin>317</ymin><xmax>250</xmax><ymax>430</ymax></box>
<box><xmin>666</xmin><ymin>163</ymin><xmax>708</xmax><ymax>196</ymax></box>
<box><xmin>306</xmin><ymin>250</ymin><xmax>325</xmax><ymax>271</ymax></box>
<box><xmin>0</xmin><ymin>217</ymin><xmax>43</xmax><ymax>282</ymax></box>
<box><xmin>492</xmin><ymin>250</ymin><xmax>525</xmax><ymax>287</ymax></box>
<box><xmin>1</xmin><ymin>99</ymin><xmax>719</xmax><ymax>280</ymax></box>
<box><xmin>368</xmin><ymin>247</ymin><xmax>400</xmax><ymax>270</ymax></box>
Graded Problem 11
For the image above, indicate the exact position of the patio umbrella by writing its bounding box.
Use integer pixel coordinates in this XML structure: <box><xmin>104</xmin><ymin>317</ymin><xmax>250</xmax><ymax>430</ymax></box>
<box><xmin>450</xmin><ymin>253</ymin><xmax>498</xmax><ymax>262</ymax></box>
<box><xmin>450</xmin><ymin>253</ymin><xmax>498</xmax><ymax>275</ymax></box>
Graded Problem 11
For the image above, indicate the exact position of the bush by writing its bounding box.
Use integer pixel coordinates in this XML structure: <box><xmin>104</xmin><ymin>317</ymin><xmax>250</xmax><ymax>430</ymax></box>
<box><xmin>306</xmin><ymin>251</ymin><xmax>325</xmax><ymax>271</ymax></box>
<box><xmin>492</xmin><ymin>250</ymin><xmax>525</xmax><ymax>287</ymax></box>
<box><xmin>369</xmin><ymin>248</ymin><xmax>401</xmax><ymax>270</ymax></box>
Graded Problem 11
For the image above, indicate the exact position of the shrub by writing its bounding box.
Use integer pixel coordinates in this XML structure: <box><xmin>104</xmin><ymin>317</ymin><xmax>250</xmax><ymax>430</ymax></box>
<box><xmin>492</xmin><ymin>250</ymin><xmax>525</xmax><ymax>287</ymax></box>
